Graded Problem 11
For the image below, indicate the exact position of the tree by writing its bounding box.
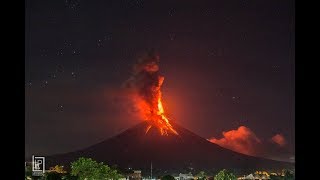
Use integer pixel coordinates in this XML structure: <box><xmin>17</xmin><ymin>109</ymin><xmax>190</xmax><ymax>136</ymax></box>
<box><xmin>214</xmin><ymin>169</ymin><xmax>236</xmax><ymax>180</ymax></box>
<box><xmin>161</xmin><ymin>174</ymin><xmax>175</xmax><ymax>180</ymax></box>
<box><xmin>25</xmin><ymin>166</ymin><xmax>32</xmax><ymax>179</ymax></box>
<box><xmin>45</xmin><ymin>172</ymin><xmax>63</xmax><ymax>180</ymax></box>
<box><xmin>270</xmin><ymin>175</ymin><xmax>283</xmax><ymax>180</ymax></box>
<box><xmin>70</xmin><ymin>157</ymin><xmax>122</xmax><ymax>180</ymax></box>
<box><xmin>25</xmin><ymin>166</ymin><xmax>44</xmax><ymax>180</ymax></box>
<box><xmin>45</xmin><ymin>165</ymin><xmax>67</xmax><ymax>180</ymax></box>
<box><xmin>283</xmin><ymin>169</ymin><xmax>294</xmax><ymax>180</ymax></box>
<box><xmin>196</xmin><ymin>171</ymin><xmax>206</xmax><ymax>180</ymax></box>
<box><xmin>61</xmin><ymin>174</ymin><xmax>78</xmax><ymax>180</ymax></box>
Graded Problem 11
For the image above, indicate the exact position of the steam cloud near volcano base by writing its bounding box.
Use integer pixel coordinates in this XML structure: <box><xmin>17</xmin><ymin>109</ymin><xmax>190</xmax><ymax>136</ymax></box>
<box><xmin>208</xmin><ymin>126</ymin><xmax>293</xmax><ymax>162</ymax></box>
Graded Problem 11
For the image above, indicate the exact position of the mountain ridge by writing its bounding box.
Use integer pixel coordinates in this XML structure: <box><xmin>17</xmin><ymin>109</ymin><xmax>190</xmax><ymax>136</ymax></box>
<box><xmin>46</xmin><ymin>121</ymin><xmax>294</xmax><ymax>173</ymax></box>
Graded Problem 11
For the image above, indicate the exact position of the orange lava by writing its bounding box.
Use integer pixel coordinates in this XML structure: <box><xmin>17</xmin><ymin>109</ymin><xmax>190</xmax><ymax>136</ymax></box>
<box><xmin>128</xmin><ymin>52</ymin><xmax>178</xmax><ymax>136</ymax></box>
<box><xmin>142</xmin><ymin>75</ymin><xmax>178</xmax><ymax>136</ymax></box>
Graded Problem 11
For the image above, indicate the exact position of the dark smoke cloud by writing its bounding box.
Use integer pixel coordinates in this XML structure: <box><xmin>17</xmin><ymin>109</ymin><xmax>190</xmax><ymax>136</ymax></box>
<box><xmin>122</xmin><ymin>50</ymin><xmax>163</xmax><ymax>119</ymax></box>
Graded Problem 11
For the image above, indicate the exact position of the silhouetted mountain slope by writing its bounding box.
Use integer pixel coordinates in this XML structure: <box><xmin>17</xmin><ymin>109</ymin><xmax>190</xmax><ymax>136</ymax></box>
<box><xmin>46</xmin><ymin>121</ymin><xmax>293</xmax><ymax>172</ymax></box>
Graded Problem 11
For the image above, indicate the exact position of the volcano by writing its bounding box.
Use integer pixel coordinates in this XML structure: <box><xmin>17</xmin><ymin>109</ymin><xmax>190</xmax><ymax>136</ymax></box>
<box><xmin>46</xmin><ymin>122</ymin><xmax>293</xmax><ymax>174</ymax></box>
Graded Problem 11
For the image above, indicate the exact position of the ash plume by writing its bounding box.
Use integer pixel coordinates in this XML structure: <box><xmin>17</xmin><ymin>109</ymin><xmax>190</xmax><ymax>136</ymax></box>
<box><xmin>122</xmin><ymin>49</ymin><xmax>178</xmax><ymax>135</ymax></box>
<box><xmin>124</xmin><ymin>49</ymin><xmax>161</xmax><ymax>109</ymax></box>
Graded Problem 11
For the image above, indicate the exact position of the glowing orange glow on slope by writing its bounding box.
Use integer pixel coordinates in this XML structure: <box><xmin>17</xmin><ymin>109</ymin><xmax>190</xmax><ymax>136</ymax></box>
<box><xmin>143</xmin><ymin>76</ymin><xmax>178</xmax><ymax>136</ymax></box>
<box><xmin>145</xmin><ymin>125</ymin><xmax>152</xmax><ymax>134</ymax></box>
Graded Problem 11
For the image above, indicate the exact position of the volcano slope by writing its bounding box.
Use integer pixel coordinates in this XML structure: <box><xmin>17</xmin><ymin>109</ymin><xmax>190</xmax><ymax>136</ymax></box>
<box><xmin>46</xmin><ymin>121</ymin><xmax>293</xmax><ymax>173</ymax></box>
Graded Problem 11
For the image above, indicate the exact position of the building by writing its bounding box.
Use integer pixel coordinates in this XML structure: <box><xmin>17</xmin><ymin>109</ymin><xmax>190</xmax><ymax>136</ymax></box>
<box><xmin>238</xmin><ymin>173</ymin><xmax>270</xmax><ymax>180</ymax></box>
<box><xmin>128</xmin><ymin>170</ymin><xmax>142</xmax><ymax>180</ymax></box>
<box><xmin>178</xmin><ymin>173</ymin><xmax>194</xmax><ymax>180</ymax></box>
<box><xmin>238</xmin><ymin>174</ymin><xmax>255</xmax><ymax>180</ymax></box>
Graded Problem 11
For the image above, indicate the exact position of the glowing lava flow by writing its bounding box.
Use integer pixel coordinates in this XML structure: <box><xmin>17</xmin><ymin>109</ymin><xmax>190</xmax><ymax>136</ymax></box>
<box><xmin>126</xmin><ymin>51</ymin><xmax>178</xmax><ymax>136</ymax></box>
<box><xmin>144</xmin><ymin>76</ymin><xmax>178</xmax><ymax>136</ymax></box>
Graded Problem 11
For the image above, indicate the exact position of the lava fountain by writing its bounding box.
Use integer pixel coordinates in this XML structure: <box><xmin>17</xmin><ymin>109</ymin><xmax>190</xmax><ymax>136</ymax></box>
<box><xmin>124</xmin><ymin>50</ymin><xmax>178</xmax><ymax>136</ymax></box>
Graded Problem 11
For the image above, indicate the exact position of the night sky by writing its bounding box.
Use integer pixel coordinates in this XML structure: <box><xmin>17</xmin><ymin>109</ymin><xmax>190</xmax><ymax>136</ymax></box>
<box><xmin>25</xmin><ymin>0</ymin><xmax>295</xmax><ymax>162</ymax></box>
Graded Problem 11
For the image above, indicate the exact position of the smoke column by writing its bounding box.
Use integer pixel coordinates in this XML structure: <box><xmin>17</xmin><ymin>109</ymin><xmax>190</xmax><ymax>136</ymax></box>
<box><xmin>124</xmin><ymin>50</ymin><xmax>178</xmax><ymax>135</ymax></box>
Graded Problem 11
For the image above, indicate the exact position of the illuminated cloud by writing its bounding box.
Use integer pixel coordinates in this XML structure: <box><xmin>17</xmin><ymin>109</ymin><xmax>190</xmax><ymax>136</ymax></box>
<box><xmin>208</xmin><ymin>127</ymin><xmax>293</xmax><ymax>162</ymax></box>
<box><xmin>271</xmin><ymin>134</ymin><xmax>287</xmax><ymax>147</ymax></box>
<box><xmin>208</xmin><ymin>126</ymin><xmax>261</xmax><ymax>156</ymax></box>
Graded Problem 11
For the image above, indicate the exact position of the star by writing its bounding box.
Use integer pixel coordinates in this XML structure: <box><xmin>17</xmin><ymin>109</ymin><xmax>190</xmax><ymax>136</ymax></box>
<box><xmin>57</xmin><ymin>104</ymin><xmax>64</xmax><ymax>112</ymax></box>
<box><xmin>71</xmin><ymin>72</ymin><xmax>77</xmax><ymax>79</ymax></box>
<box><xmin>26</xmin><ymin>82</ymin><xmax>32</xmax><ymax>87</ymax></box>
